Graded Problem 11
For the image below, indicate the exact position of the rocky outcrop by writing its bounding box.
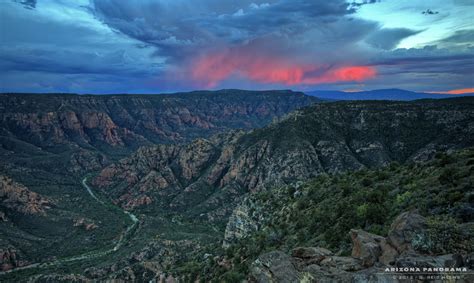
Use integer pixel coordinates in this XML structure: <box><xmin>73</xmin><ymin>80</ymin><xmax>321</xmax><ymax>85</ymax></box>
<box><xmin>0</xmin><ymin>175</ymin><xmax>51</xmax><ymax>217</ymax></box>
<box><xmin>68</xmin><ymin>149</ymin><xmax>108</xmax><ymax>174</ymax></box>
<box><xmin>387</xmin><ymin>210</ymin><xmax>428</xmax><ymax>254</ymax></box>
<box><xmin>250</xmin><ymin>211</ymin><xmax>473</xmax><ymax>282</ymax></box>
<box><xmin>223</xmin><ymin>202</ymin><xmax>259</xmax><ymax>247</ymax></box>
<box><xmin>292</xmin><ymin>247</ymin><xmax>332</xmax><ymax>264</ymax></box>
<box><xmin>0</xmin><ymin>248</ymin><xmax>27</xmax><ymax>272</ymax></box>
<box><xmin>80</xmin><ymin>238</ymin><xmax>203</xmax><ymax>282</ymax></box>
<box><xmin>350</xmin><ymin>229</ymin><xmax>385</xmax><ymax>267</ymax></box>
<box><xmin>92</xmin><ymin>131</ymin><xmax>245</xmax><ymax>212</ymax></box>
<box><xmin>251</xmin><ymin>251</ymin><xmax>301</xmax><ymax>283</ymax></box>
<box><xmin>73</xmin><ymin>218</ymin><xmax>98</xmax><ymax>231</ymax></box>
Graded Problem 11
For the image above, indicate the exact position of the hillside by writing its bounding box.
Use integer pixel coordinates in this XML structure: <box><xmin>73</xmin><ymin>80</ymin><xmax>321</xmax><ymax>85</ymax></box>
<box><xmin>0</xmin><ymin>90</ymin><xmax>316</xmax><ymax>175</ymax></box>
<box><xmin>176</xmin><ymin>148</ymin><xmax>474</xmax><ymax>281</ymax></box>
<box><xmin>18</xmin><ymin>146</ymin><xmax>473</xmax><ymax>282</ymax></box>
<box><xmin>93</xmin><ymin>97</ymin><xmax>474</xmax><ymax>222</ymax></box>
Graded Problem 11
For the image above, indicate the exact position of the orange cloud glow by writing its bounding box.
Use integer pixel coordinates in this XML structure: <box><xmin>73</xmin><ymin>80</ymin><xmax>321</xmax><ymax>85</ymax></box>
<box><xmin>442</xmin><ymin>88</ymin><xmax>474</xmax><ymax>95</ymax></box>
<box><xmin>426</xmin><ymin>88</ymin><xmax>474</xmax><ymax>95</ymax></box>
<box><xmin>191</xmin><ymin>51</ymin><xmax>376</xmax><ymax>87</ymax></box>
<box><xmin>301</xmin><ymin>66</ymin><xmax>376</xmax><ymax>85</ymax></box>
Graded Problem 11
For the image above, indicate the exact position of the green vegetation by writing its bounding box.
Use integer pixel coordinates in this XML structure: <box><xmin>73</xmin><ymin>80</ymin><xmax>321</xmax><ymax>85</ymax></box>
<box><xmin>173</xmin><ymin>148</ymin><xmax>474</xmax><ymax>282</ymax></box>
<box><xmin>1</xmin><ymin>96</ymin><xmax>473</xmax><ymax>281</ymax></box>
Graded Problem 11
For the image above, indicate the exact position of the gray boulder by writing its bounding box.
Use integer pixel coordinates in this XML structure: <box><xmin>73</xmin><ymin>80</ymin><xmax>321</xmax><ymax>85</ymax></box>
<box><xmin>291</xmin><ymin>247</ymin><xmax>332</xmax><ymax>264</ymax></box>
<box><xmin>250</xmin><ymin>251</ymin><xmax>300</xmax><ymax>283</ymax></box>
<box><xmin>350</xmin><ymin>229</ymin><xmax>384</xmax><ymax>267</ymax></box>
<box><xmin>387</xmin><ymin>210</ymin><xmax>427</xmax><ymax>253</ymax></box>
<box><xmin>319</xmin><ymin>256</ymin><xmax>364</xmax><ymax>272</ymax></box>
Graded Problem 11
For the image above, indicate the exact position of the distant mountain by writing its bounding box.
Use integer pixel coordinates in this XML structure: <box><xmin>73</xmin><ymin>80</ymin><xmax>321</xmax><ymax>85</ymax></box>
<box><xmin>306</xmin><ymin>88</ymin><xmax>474</xmax><ymax>101</ymax></box>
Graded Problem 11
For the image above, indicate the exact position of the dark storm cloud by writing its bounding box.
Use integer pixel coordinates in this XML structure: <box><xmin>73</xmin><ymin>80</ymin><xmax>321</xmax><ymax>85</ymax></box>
<box><xmin>1</xmin><ymin>0</ymin><xmax>473</xmax><ymax>93</ymax></box>
<box><xmin>373</xmin><ymin>45</ymin><xmax>474</xmax><ymax>69</ymax></box>
<box><xmin>87</xmin><ymin>0</ymin><xmax>398</xmax><ymax>93</ymax></box>
<box><xmin>1</xmin><ymin>1</ymin><xmax>166</xmax><ymax>93</ymax></box>
<box><xmin>90</xmin><ymin>0</ymin><xmax>363</xmax><ymax>63</ymax></box>
<box><xmin>12</xmin><ymin>0</ymin><xmax>36</xmax><ymax>9</ymax></box>
<box><xmin>441</xmin><ymin>29</ymin><xmax>474</xmax><ymax>43</ymax></box>
<box><xmin>366</xmin><ymin>28</ymin><xmax>421</xmax><ymax>50</ymax></box>
<box><xmin>365</xmin><ymin>45</ymin><xmax>474</xmax><ymax>91</ymax></box>
<box><xmin>0</xmin><ymin>47</ymin><xmax>160</xmax><ymax>76</ymax></box>
<box><xmin>349</xmin><ymin>0</ymin><xmax>380</xmax><ymax>8</ymax></box>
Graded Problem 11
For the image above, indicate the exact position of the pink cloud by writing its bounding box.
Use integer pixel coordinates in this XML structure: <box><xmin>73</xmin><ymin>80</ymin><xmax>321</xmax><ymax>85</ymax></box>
<box><xmin>190</xmin><ymin>50</ymin><xmax>376</xmax><ymax>87</ymax></box>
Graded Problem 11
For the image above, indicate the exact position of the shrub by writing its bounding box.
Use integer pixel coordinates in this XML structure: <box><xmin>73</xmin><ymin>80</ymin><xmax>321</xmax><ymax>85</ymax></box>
<box><xmin>361</xmin><ymin>177</ymin><xmax>373</xmax><ymax>187</ymax></box>
<box><xmin>395</xmin><ymin>191</ymin><xmax>412</xmax><ymax>207</ymax></box>
<box><xmin>438</xmin><ymin>167</ymin><xmax>456</xmax><ymax>185</ymax></box>
<box><xmin>413</xmin><ymin>216</ymin><xmax>467</xmax><ymax>254</ymax></box>
<box><xmin>356</xmin><ymin>204</ymin><xmax>369</xmax><ymax>218</ymax></box>
<box><xmin>365</xmin><ymin>204</ymin><xmax>386</xmax><ymax>224</ymax></box>
<box><xmin>220</xmin><ymin>271</ymin><xmax>246</xmax><ymax>283</ymax></box>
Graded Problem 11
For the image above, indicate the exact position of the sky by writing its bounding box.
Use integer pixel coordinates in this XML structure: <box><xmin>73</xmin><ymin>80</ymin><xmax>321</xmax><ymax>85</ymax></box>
<box><xmin>0</xmin><ymin>0</ymin><xmax>473</xmax><ymax>94</ymax></box>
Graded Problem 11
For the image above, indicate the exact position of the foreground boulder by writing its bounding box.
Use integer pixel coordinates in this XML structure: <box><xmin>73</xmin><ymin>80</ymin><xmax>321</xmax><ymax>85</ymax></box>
<box><xmin>250</xmin><ymin>211</ymin><xmax>473</xmax><ymax>282</ymax></box>
<box><xmin>291</xmin><ymin>247</ymin><xmax>332</xmax><ymax>264</ymax></box>
<box><xmin>350</xmin><ymin>229</ymin><xmax>400</xmax><ymax>267</ymax></box>
<box><xmin>387</xmin><ymin>211</ymin><xmax>427</xmax><ymax>254</ymax></box>
<box><xmin>251</xmin><ymin>251</ymin><xmax>300</xmax><ymax>283</ymax></box>
<box><xmin>350</xmin><ymin>229</ymin><xmax>384</xmax><ymax>267</ymax></box>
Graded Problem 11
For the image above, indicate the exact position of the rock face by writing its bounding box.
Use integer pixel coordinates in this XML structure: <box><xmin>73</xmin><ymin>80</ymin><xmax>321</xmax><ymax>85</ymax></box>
<box><xmin>0</xmin><ymin>248</ymin><xmax>27</xmax><ymax>272</ymax></box>
<box><xmin>0</xmin><ymin>90</ymin><xmax>316</xmax><ymax>182</ymax></box>
<box><xmin>0</xmin><ymin>176</ymin><xmax>52</xmax><ymax>272</ymax></box>
<box><xmin>292</xmin><ymin>247</ymin><xmax>332</xmax><ymax>263</ymax></box>
<box><xmin>0</xmin><ymin>175</ymin><xmax>51</xmax><ymax>218</ymax></box>
<box><xmin>94</xmin><ymin>98</ymin><xmax>474</xmax><ymax>219</ymax></box>
<box><xmin>250</xmin><ymin>211</ymin><xmax>473</xmax><ymax>282</ymax></box>
<box><xmin>251</xmin><ymin>251</ymin><xmax>301</xmax><ymax>283</ymax></box>
<box><xmin>0</xmin><ymin>90</ymin><xmax>315</xmax><ymax>150</ymax></box>
<box><xmin>223</xmin><ymin>202</ymin><xmax>258</xmax><ymax>247</ymax></box>
<box><xmin>92</xmin><ymin>132</ymin><xmax>246</xmax><ymax>212</ymax></box>
<box><xmin>73</xmin><ymin>218</ymin><xmax>98</xmax><ymax>231</ymax></box>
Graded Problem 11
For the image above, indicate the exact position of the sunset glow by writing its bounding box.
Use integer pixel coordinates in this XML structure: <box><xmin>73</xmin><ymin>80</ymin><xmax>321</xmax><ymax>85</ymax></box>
<box><xmin>302</xmin><ymin>66</ymin><xmax>377</xmax><ymax>85</ymax></box>
<box><xmin>2</xmin><ymin>0</ymin><xmax>472</xmax><ymax>93</ymax></box>
<box><xmin>191</xmin><ymin>52</ymin><xmax>376</xmax><ymax>87</ymax></box>
<box><xmin>426</xmin><ymin>88</ymin><xmax>474</xmax><ymax>95</ymax></box>
<box><xmin>441</xmin><ymin>88</ymin><xmax>474</xmax><ymax>95</ymax></box>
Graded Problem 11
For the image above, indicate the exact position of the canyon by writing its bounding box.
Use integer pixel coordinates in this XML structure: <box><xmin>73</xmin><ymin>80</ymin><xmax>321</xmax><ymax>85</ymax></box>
<box><xmin>0</xmin><ymin>91</ymin><xmax>473</xmax><ymax>282</ymax></box>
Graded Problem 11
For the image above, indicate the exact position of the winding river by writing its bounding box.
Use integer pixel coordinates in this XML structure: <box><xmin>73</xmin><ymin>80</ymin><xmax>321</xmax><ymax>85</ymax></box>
<box><xmin>0</xmin><ymin>177</ymin><xmax>139</xmax><ymax>275</ymax></box>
